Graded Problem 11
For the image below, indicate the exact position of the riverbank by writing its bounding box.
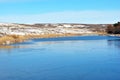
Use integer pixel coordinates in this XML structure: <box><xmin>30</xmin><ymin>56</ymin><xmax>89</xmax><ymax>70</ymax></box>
<box><xmin>0</xmin><ymin>32</ymin><xmax>107</xmax><ymax>45</ymax></box>
<box><xmin>0</xmin><ymin>23</ymin><xmax>107</xmax><ymax>45</ymax></box>
<box><xmin>0</xmin><ymin>33</ymin><xmax>80</xmax><ymax>45</ymax></box>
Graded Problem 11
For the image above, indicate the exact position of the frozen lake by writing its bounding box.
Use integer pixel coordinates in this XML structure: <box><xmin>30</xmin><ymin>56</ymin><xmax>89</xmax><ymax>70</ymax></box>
<box><xmin>0</xmin><ymin>36</ymin><xmax>120</xmax><ymax>80</ymax></box>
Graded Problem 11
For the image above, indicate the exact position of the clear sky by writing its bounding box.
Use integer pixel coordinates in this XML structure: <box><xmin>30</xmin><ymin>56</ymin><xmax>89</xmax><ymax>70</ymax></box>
<box><xmin>0</xmin><ymin>0</ymin><xmax>120</xmax><ymax>24</ymax></box>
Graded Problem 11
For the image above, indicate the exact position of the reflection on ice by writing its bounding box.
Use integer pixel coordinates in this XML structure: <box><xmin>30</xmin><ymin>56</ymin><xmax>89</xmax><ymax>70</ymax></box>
<box><xmin>107</xmin><ymin>39</ymin><xmax>120</xmax><ymax>48</ymax></box>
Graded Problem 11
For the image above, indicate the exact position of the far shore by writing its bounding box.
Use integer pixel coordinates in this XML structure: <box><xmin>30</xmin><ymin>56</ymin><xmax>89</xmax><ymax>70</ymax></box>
<box><xmin>0</xmin><ymin>23</ymin><xmax>114</xmax><ymax>46</ymax></box>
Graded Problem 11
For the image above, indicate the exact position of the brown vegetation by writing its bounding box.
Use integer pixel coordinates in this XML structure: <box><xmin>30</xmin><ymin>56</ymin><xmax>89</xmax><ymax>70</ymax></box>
<box><xmin>106</xmin><ymin>22</ymin><xmax>120</xmax><ymax>34</ymax></box>
<box><xmin>0</xmin><ymin>33</ymin><xmax>82</xmax><ymax>45</ymax></box>
<box><xmin>0</xmin><ymin>35</ymin><xmax>28</xmax><ymax>45</ymax></box>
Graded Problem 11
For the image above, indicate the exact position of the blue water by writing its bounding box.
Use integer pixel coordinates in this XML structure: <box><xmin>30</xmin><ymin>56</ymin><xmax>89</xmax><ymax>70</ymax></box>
<box><xmin>0</xmin><ymin>36</ymin><xmax>120</xmax><ymax>80</ymax></box>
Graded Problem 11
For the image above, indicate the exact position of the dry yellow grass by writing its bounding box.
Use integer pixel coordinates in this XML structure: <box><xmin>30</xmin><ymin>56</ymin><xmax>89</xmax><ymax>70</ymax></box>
<box><xmin>0</xmin><ymin>33</ymin><xmax>82</xmax><ymax>45</ymax></box>
<box><xmin>25</xmin><ymin>33</ymin><xmax>81</xmax><ymax>39</ymax></box>
<box><xmin>0</xmin><ymin>45</ymin><xmax>13</xmax><ymax>49</ymax></box>
<box><xmin>93</xmin><ymin>32</ymin><xmax>107</xmax><ymax>35</ymax></box>
<box><xmin>9</xmin><ymin>35</ymin><xmax>28</xmax><ymax>42</ymax></box>
<box><xmin>0</xmin><ymin>36</ymin><xmax>15</xmax><ymax>45</ymax></box>
<box><xmin>0</xmin><ymin>35</ymin><xmax>28</xmax><ymax>45</ymax></box>
<box><xmin>0</xmin><ymin>32</ymin><xmax>108</xmax><ymax>45</ymax></box>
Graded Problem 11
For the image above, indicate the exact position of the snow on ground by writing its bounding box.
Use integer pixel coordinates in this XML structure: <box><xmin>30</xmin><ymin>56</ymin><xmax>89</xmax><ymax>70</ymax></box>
<box><xmin>0</xmin><ymin>23</ymin><xmax>95</xmax><ymax>36</ymax></box>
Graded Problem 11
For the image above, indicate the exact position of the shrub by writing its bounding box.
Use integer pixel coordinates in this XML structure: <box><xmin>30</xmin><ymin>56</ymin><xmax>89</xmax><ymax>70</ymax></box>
<box><xmin>106</xmin><ymin>22</ymin><xmax>120</xmax><ymax>34</ymax></box>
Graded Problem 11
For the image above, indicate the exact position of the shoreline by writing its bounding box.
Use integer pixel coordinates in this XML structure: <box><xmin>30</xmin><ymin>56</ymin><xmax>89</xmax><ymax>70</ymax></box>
<box><xmin>0</xmin><ymin>33</ymin><xmax>81</xmax><ymax>45</ymax></box>
<box><xmin>0</xmin><ymin>23</ymin><xmax>108</xmax><ymax>45</ymax></box>
<box><xmin>0</xmin><ymin>32</ymin><xmax>107</xmax><ymax>45</ymax></box>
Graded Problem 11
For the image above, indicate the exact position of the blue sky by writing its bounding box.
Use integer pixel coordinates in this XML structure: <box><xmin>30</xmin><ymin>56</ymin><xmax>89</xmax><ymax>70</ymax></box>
<box><xmin>0</xmin><ymin>0</ymin><xmax>120</xmax><ymax>23</ymax></box>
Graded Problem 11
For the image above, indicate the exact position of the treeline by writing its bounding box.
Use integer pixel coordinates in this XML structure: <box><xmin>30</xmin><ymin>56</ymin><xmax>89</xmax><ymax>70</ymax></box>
<box><xmin>106</xmin><ymin>22</ymin><xmax>120</xmax><ymax>34</ymax></box>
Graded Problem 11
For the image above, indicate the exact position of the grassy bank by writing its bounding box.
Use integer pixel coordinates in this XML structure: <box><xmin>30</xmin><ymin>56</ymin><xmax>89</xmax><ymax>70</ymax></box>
<box><xmin>0</xmin><ymin>33</ymin><xmax>82</xmax><ymax>45</ymax></box>
<box><xmin>0</xmin><ymin>32</ymin><xmax>107</xmax><ymax>45</ymax></box>
<box><xmin>0</xmin><ymin>35</ymin><xmax>27</xmax><ymax>45</ymax></box>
